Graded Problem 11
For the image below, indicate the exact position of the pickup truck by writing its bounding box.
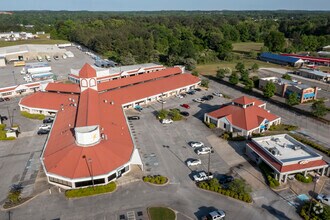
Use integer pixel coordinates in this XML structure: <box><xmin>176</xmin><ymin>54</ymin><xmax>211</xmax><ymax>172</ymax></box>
<box><xmin>201</xmin><ymin>210</ymin><xmax>226</xmax><ymax>220</ymax></box>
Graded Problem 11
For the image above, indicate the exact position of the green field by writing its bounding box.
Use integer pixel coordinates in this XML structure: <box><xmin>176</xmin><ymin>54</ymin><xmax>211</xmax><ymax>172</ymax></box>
<box><xmin>232</xmin><ymin>42</ymin><xmax>264</xmax><ymax>53</ymax></box>
<box><xmin>0</xmin><ymin>39</ymin><xmax>69</xmax><ymax>48</ymax></box>
<box><xmin>196</xmin><ymin>58</ymin><xmax>285</xmax><ymax>76</ymax></box>
<box><xmin>148</xmin><ymin>207</ymin><xmax>176</xmax><ymax>220</ymax></box>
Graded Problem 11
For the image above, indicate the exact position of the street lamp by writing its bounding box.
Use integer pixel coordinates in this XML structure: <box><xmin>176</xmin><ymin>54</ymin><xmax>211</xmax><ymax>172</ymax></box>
<box><xmin>308</xmin><ymin>174</ymin><xmax>320</xmax><ymax>218</ymax></box>
<box><xmin>207</xmin><ymin>149</ymin><xmax>212</xmax><ymax>177</ymax></box>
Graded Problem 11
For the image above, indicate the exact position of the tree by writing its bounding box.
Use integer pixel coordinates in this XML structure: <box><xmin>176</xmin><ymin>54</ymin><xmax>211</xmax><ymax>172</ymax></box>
<box><xmin>240</xmin><ymin>69</ymin><xmax>249</xmax><ymax>83</ymax></box>
<box><xmin>228</xmin><ymin>179</ymin><xmax>251</xmax><ymax>194</ymax></box>
<box><xmin>201</xmin><ymin>79</ymin><xmax>209</xmax><ymax>88</ymax></box>
<box><xmin>282</xmin><ymin>73</ymin><xmax>292</xmax><ymax>80</ymax></box>
<box><xmin>229</xmin><ymin>73</ymin><xmax>239</xmax><ymax>85</ymax></box>
<box><xmin>191</xmin><ymin>70</ymin><xmax>199</xmax><ymax>77</ymax></box>
<box><xmin>216</xmin><ymin>68</ymin><xmax>226</xmax><ymax>79</ymax></box>
<box><xmin>311</xmin><ymin>100</ymin><xmax>328</xmax><ymax>117</ymax></box>
<box><xmin>244</xmin><ymin>79</ymin><xmax>254</xmax><ymax>91</ymax></box>
<box><xmin>235</xmin><ymin>62</ymin><xmax>245</xmax><ymax>73</ymax></box>
<box><xmin>251</xmin><ymin>63</ymin><xmax>259</xmax><ymax>72</ymax></box>
<box><xmin>264</xmin><ymin>31</ymin><xmax>286</xmax><ymax>52</ymax></box>
<box><xmin>263</xmin><ymin>82</ymin><xmax>276</xmax><ymax>98</ymax></box>
<box><xmin>286</xmin><ymin>92</ymin><xmax>300</xmax><ymax>106</ymax></box>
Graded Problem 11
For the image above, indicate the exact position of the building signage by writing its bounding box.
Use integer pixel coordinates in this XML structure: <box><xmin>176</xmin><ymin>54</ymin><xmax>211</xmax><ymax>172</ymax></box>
<box><xmin>299</xmin><ymin>160</ymin><xmax>309</xmax><ymax>165</ymax></box>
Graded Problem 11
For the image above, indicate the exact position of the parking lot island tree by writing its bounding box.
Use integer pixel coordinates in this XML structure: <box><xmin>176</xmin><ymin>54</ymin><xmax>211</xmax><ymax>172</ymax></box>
<box><xmin>263</xmin><ymin>81</ymin><xmax>276</xmax><ymax>98</ymax></box>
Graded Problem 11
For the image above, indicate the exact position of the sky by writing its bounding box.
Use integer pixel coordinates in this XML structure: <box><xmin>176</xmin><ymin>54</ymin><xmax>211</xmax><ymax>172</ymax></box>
<box><xmin>1</xmin><ymin>0</ymin><xmax>330</xmax><ymax>11</ymax></box>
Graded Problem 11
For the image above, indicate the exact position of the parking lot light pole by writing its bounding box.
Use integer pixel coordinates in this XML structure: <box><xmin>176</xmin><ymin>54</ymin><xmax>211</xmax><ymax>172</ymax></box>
<box><xmin>207</xmin><ymin>151</ymin><xmax>211</xmax><ymax>176</ymax></box>
<box><xmin>308</xmin><ymin>174</ymin><xmax>320</xmax><ymax>218</ymax></box>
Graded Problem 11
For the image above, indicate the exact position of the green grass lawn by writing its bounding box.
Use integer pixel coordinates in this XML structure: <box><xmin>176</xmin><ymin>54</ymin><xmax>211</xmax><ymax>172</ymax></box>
<box><xmin>196</xmin><ymin>58</ymin><xmax>285</xmax><ymax>76</ymax></box>
<box><xmin>232</xmin><ymin>42</ymin><xmax>264</xmax><ymax>53</ymax></box>
<box><xmin>148</xmin><ymin>207</ymin><xmax>176</xmax><ymax>220</ymax></box>
<box><xmin>0</xmin><ymin>38</ymin><xmax>69</xmax><ymax>48</ymax></box>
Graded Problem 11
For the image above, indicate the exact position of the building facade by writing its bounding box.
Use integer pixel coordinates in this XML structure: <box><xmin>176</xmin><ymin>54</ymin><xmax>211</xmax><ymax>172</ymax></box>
<box><xmin>296</xmin><ymin>68</ymin><xmax>330</xmax><ymax>83</ymax></box>
<box><xmin>204</xmin><ymin>96</ymin><xmax>281</xmax><ymax>137</ymax></box>
<box><xmin>246</xmin><ymin>134</ymin><xmax>329</xmax><ymax>184</ymax></box>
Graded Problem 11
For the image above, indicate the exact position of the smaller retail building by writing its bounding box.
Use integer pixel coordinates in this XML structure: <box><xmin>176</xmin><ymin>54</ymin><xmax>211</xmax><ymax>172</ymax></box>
<box><xmin>204</xmin><ymin>96</ymin><xmax>281</xmax><ymax>137</ymax></box>
<box><xmin>259</xmin><ymin>77</ymin><xmax>318</xmax><ymax>103</ymax></box>
<box><xmin>296</xmin><ymin>68</ymin><xmax>330</xmax><ymax>83</ymax></box>
<box><xmin>246</xmin><ymin>134</ymin><xmax>329</xmax><ymax>184</ymax></box>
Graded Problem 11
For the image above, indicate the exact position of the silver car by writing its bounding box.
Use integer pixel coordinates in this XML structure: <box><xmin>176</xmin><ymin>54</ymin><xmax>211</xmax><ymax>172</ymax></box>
<box><xmin>317</xmin><ymin>194</ymin><xmax>330</xmax><ymax>206</ymax></box>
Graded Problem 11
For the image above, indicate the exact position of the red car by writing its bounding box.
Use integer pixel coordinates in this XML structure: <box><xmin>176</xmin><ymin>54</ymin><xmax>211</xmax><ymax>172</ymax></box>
<box><xmin>181</xmin><ymin>104</ymin><xmax>190</xmax><ymax>109</ymax></box>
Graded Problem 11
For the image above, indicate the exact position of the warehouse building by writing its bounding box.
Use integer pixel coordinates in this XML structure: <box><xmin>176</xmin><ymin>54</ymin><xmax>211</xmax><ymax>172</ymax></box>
<box><xmin>259</xmin><ymin>52</ymin><xmax>304</xmax><ymax>67</ymax></box>
<box><xmin>259</xmin><ymin>77</ymin><xmax>318</xmax><ymax>103</ymax></box>
<box><xmin>246</xmin><ymin>134</ymin><xmax>329</xmax><ymax>184</ymax></box>
<box><xmin>204</xmin><ymin>96</ymin><xmax>281</xmax><ymax>137</ymax></box>
<box><xmin>19</xmin><ymin>63</ymin><xmax>200</xmax><ymax>189</ymax></box>
<box><xmin>296</xmin><ymin>68</ymin><xmax>330</xmax><ymax>83</ymax></box>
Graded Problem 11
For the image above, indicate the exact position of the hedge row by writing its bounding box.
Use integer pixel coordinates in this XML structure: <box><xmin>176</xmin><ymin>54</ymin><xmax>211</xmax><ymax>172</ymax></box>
<box><xmin>268</xmin><ymin>124</ymin><xmax>298</xmax><ymax>132</ymax></box>
<box><xmin>197</xmin><ymin>181</ymin><xmax>252</xmax><ymax>203</ymax></box>
<box><xmin>289</xmin><ymin>133</ymin><xmax>330</xmax><ymax>157</ymax></box>
<box><xmin>295</xmin><ymin>173</ymin><xmax>313</xmax><ymax>183</ymax></box>
<box><xmin>259</xmin><ymin>163</ymin><xmax>280</xmax><ymax>188</ymax></box>
<box><xmin>143</xmin><ymin>175</ymin><xmax>168</xmax><ymax>185</ymax></box>
<box><xmin>65</xmin><ymin>182</ymin><xmax>116</xmax><ymax>198</ymax></box>
<box><xmin>21</xmin><ymin>111</ymin><xmax>45</xmax><ymax>120</ymax></box>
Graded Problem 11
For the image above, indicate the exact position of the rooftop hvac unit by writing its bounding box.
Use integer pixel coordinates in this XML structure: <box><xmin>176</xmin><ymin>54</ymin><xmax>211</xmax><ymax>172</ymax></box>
<box><xmin>268</xmin><ymin>147</ymin><xmax>280</xmax><ymax>156</ymax></box>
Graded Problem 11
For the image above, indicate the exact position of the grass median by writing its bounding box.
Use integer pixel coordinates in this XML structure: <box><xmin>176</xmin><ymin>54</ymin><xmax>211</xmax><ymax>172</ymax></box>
<box><xmin>148</xmin><ymin>207</ymin><xmax>175</xmax><ymax>220</ymax></box>
<box><xmin>65</xmin><ymin>182</ymin><xmax>116</xmax><ymax>198</ymax></box>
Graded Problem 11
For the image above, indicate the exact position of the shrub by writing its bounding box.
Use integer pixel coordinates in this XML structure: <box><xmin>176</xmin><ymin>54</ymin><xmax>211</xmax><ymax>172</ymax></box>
<box><xmin>157</xmin><ymin>110</ymin><xmax>169</xmax><ymax>120</ymax></box>
<box><xmin>143</xmin><ymin>175</ymin><xmax>168</xmax><ymax>185</ymax></box>
<box><xmin>295</xmin><ymin>173</ymin><xmax>313</xmax><ymax>183</ymax></box>
<box><xmin>65</xmin><ymin>182</ymin><xmax>116</xmax><ymax>198</ymax></box>
<box><xmin>21</xmin><ymin>111</ymin><xmax>45</xmax><ymax>120</ymax></box>
<box><xmin>259</xmin><ymin>162</ymin><xmax>280</xmax><ymax>188</ymax></box>
<box><xmin>222</xmin><ymin>133</ymin><xmax>230</xmax><ymax>140</ymax></box>
<box><xmin>204</xmin><ymin>122</ymin><xmax>216</xmax><ymax>129</ymax></box>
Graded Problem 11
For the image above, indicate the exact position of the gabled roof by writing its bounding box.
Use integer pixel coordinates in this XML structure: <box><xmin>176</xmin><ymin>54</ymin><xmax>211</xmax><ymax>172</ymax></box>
<box><xmin>260</xmin><ymin>52</ymin><xmax>302</xmax><ymax>64</ymax></box>
<box><xmin>208</xmin><ymin>98</ymin><xmax>279</xmax><ymax>131</ymax></box>
<box><xmin>79</xmin><ymin>63</ymin><xmax>97</xmax><ymax>78</ymax></box>
<box><xmin>76</xmin><ymin>88</ymin><xmax>100</xmax><ymax>127</ymax></box>
<box><xmin>45</xmin><ymin>83</ymin><xmax>80</xmax><ymax>94</ymax></box>
<box><xmin>233</xmin><ymin>96</ymin><xmax>264</xmax><ymax>106</ymax></box>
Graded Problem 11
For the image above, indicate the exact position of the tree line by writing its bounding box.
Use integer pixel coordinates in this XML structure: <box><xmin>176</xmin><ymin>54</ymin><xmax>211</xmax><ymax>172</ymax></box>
<box><xmin>0</xmin><ymin>11</ymin><xmax>329</xmax><ymax>68</ymax></box>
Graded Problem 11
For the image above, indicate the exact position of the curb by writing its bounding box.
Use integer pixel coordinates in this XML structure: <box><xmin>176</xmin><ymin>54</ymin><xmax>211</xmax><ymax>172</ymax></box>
<box><xmin>143</xmin><ymin>178</ymin><xmax>170</xmax><ymax>187</ymax></box>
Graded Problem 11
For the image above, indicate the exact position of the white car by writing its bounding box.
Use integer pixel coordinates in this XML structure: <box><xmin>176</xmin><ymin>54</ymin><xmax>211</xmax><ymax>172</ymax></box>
<box><xmin>176</xmin><ymin>94</ymin><xmax>184</xmax><ymax>99</ymax></box>
<box><xmin>157</xmin><ymin>99</ymin><xmax>166</xmax><ymax>104</ymax></box>
<box><xmin>193</xmin><ymin>98</ymin><xmax>205</xmax><ymax>103</ymax></box>
<box><xmin>317</xmin><ymin>194</ymin><xmax>330</xmax><ymax>206</ymax></box>
<box><xmin>186</xmin><ymin>159</ymin><xmax>202</xmax><ymax>167</ymax></box>
<box><xmin>38</xmin><ymin>124</ymin><xmax>51</xmax><ymax>130</ymax></box>
<box><xmin>190</xmin><ymin>141</ymin><xmax>204</xmax><ymax>148</ymax></box>
<box><xmin>161</xmin><ymin>119</ymin><xmax>173</xmax><ymax>124</ymax></box>
<box><xmin>193</xmin><ymin>171</ymin><xmax>213</xmax><ymax>182</ymax></box>
<box><xmin>202</xmin><ymin>210</ymin><xmax>226</xmax><ymax>220</ymax></box>
<box><xmin>213</xmin><ymin>92</ymin><xmax>223</xmax><ymax>97</ymax></box>
<box><xmin>196</xmin><ymin>147</ymin><xmax>212</xmax><ymax>155</ymax></box>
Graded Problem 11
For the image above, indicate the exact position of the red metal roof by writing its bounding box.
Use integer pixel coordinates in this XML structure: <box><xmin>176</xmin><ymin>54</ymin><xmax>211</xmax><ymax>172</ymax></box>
<box><xmin>76</xmin><ymin>89</ymin><xmax>100</xmax><ymax>127</ymax></box>
<box><xmin>208</xmin><ymin>99</ymin><xmax>279</xmax><ymax>130</ymax></box>
<box><xmin>282</xmin><ymin>54</ymin><xmax>330</xmax><ymax>64</ymax></box>
<box><xmin>97</xmin><ymin>67</ymin><xmax>182</xmax><ymax>92</ymax></box>
<box><xmin>45</xmin><ymin>83</ymin><xmax>80</xmax><ymax>94</ymax></box>
<box><xmin>247</xmin><ymin>142</ymin><xmax>328</xmax><ymax>173</ymax></box>
<box><xmin>79</xmin><ymin>63</ymin><xmax>97</xmax><ymax>78</ymax></box>
<box><xmin>233</xmin><ymin>96</ymin><xmax>265</xmax><ymax>106</ymax></box>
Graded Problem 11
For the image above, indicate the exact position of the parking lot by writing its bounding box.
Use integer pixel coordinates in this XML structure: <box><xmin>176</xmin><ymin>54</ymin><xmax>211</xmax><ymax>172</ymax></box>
<box><xmin>0</xmin><ymin>46</ymin><xmax>94</xmax><ymax>88</ymax></box>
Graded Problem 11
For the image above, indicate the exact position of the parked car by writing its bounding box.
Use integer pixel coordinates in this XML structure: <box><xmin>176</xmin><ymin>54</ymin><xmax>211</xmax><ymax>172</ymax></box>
<box><xmin>38</xmin><ymin>124</ymin><xmax>51</xmax><ymax>130</ymax></box>
<box><xmin>4</xmin><ymin>97</ymin><xmax>10</xmax><ymax>101</ymax></box>
<box><xmin>181</xmin><ymin>104</ymin><xmax>190</xmax><ymax>109</ymax></box>
<box><xmin>176</xmin><ymin>94</ymin><xmax>184</xmax><ymax>99</ymax></box>
<box><xmin>157</xmin><ymin>99</ymin><xmax>166</xmax><ymax>104</ymax></box>
<box><xmin>317</xmin><ymin>194</ymin><xmax>330</xmax><ymax>206</ymax></box>
<box><xmin>194</xmin><ymin>88</ymin><xmax>202</xmax><ymax>92</ymax></box>
<box><xmin>181</xmin><ymin>93</ymin><xmax>187</xmax><ymax>97</ymax></box>
<box><xmin>213</xmin><ymin>92</ymin><xmax>223</xmax><ymax>97</ymax></box>
<box><xmin>193</xmin><ymin>171</ymin><xmax>213</xmax><ymax>182</ymax></box>
<box><xmin>202</xmin><ymin>210</ymin><xmax>226</xmax><ymax>220</ymax></box>
<box><xmin>186</xmin><ymin>159</ymin><xmax>202</xmax><ymax>167</ymax></box>
<box><xmin>1</xmin><ymin>116</ymin><xmax>8</xmax><ymax>121</ymax></box>
<box><xmin>219</xmin><ymin>175</ymin><xmax>234</xmax><ymax>184</ymax></box>
<box><xmin>127</xmin><ymin>116</ymin><xmax>140</xmax><ymax>120</ymax></box>
<box><xmin>161</xmin><ymin>119</ymin><xmax>173</xmax><ymax>124</ymax></box>
<box><xmin>196</xmin><ymin>147</ymin><xmax>213</xmax><ymax>155</ymax></box>
<box><xmin>0</xmin><ymin>98</ymin><xmax>4</xmax><ymax>102</ymax></box>
<box><xmin>187</xmin><ymin>90</ymin><xmax>196</xmax><ymax>95</ymax></box>
<box><xmin>190</xmin><ymin>141</ymin><xmax>204</xmax><ymax>148</ymax></box>
<box><xmin>43</xmin><ymin>118</ymin><xmax>54</xmax><ymax>124</ymax></box>
<box><xmin>53</xmin><ymin>55</ymin><xmax>59</xmax><ymax>60</ymax></box>
<box><xmin>193</xmin><ymin>98</ymin><xmax>205</xmax><ymax>103</ymax></box>
<box><xmin>207</xmin><ymin>95</ymin><xmax>214</xmax><ymax>100</ymax></box>
<box><xmin>134</xmin><ymin>105</ymin><xmax>143</xmax><ymax>112</ymax></box>
<box><xmin>180</xmin><ymin>111</ymin><xmax>190</xmax><ymax>117</ymax></box>
<box><xmin>37</xmin><ymin>129</ymin><xmax>50</xmax><ymax>135</ymax></box>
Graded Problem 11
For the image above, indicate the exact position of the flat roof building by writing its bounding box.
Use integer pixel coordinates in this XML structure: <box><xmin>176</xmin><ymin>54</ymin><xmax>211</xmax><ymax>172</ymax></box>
<box><xmin>260</xmin><ymin>52</ymin><xmax>304</xmax><ymax>68</ymax></box>
<box><xmin>204</xmin><ymin>96</ymin><xmax>281</xmax><ymax>137</ymax></box>
<box><xmin>246</xmin><ymin>134</ymin><xmax>328</xmax><ymax>184</ymax></box>
<box><xmin>296</xmin><ymin>68</ymin><xmax>330</xmax><ymax>83</ymax></box>
<box><xmin>19</xmin><ymin>63</ymin><xmax>200</xmax><ymax>189</ymax></box>
<box><xmin>259</xmin><ymin>77</ymin><xmax>318</xmax><ymax>103</ymax></box>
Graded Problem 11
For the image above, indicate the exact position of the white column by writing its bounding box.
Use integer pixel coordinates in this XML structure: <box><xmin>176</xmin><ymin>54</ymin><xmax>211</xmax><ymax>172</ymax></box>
<box><xmin>284</xmin><ymin>174</ymin><xmax>288</xmax><ymax>183</ymax></box>
<box><xmin>321</xmin><ymin>167</ymin><xmax>326</xmax><ymax>176</ymax></box>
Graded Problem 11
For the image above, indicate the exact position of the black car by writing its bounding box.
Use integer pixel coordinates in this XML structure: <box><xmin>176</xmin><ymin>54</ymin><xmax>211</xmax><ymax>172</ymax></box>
<box><xmin>1</xmin><ymin>116</ymin><xmax>8</xmax><ymax>121</ymax></box>
<box><xmin>43</xmin><ymin>118</ymin><xmax>54</xmax><ymax>124</ymax></box>
<box><xmin>219</xmin><ymin>175</ymin><xmax>234</xmax><ymax>184</ymax></box>
<box><xmin>0</xmin><ymin>98</ymin><xmax>4</xmax><ymax>102</ymax></box>
<box><xmin>127</xmin><ymin>116</ymin><xmax>140</xmax><ymax>120</ymax></box>
<box><xmin>207</xmin><ymin>95</ymin><xmax>214</xmax><ymax>100</ymax></box>
<box><xmin>37</xmin><ymin>129</ymin><xmax>50</xmax><ymax>135</ymax></box>
<box><xmin>180</xmin><ymin>111</ymin><xmax>190</xmax><ymax>116</ymax></box>
<box><xmin>194</xmin><ymin>88</ymin><xmax>202</xmax><ymax>92</ymax></box>
<box><xmin>201</xmin><ymin>96</ymin><xmax>210</xmax><ymax>101</ymax></box>
<box><xmin>187</xmin><ymin>90</ymin><xmax>196</xmax><ymax>95</ymax></box>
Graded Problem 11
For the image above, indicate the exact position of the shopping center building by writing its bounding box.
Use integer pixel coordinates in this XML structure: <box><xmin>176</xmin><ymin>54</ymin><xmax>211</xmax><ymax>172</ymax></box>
<box><xmin>19</xmin><ymin>63</ymin><xmax>200</xmax><ymax>188</ymax></box>
<box><xmin>246</xmin><ymin>134</ymin><xmax>329</xmax><ymax>184</ymax></box>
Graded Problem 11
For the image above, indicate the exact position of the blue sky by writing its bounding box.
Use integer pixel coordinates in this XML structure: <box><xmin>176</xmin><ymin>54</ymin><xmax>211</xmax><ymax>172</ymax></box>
<box><xmin>1</xmin><ymin>0</ymin><xmax>330</xmax><ymax>11</ymax></box>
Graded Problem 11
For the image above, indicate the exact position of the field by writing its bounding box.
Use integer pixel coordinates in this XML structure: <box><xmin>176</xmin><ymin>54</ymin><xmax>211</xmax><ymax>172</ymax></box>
<box><xmin>0</xmin><ymin>38</ymin><xmax>69</xmax><ymax>48</ymax></box>
<box><xmin>196</xmin><ymin>58</ymin><xmax>285</xmax><ymax>76</ymax></box>
<box><xmin>232</xmin><ymin>42</ymin><xmax>264</xmax><ymax>53</ymax></box>
<box><xmin>148</xmin><ymin>207</ymin><xmax>175</xmax><ymax>220</ymax></box>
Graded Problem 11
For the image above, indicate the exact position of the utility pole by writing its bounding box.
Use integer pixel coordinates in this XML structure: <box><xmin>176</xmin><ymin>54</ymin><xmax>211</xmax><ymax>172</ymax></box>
<box><xmin>207</xmin><ymin>151</ymin><xmax>211</xmax><ymax>176</ymax></box>
<box><xmin>308</xmin><ymin>174</ymin><xmax>320</xmax><ymax>218</ymax></box>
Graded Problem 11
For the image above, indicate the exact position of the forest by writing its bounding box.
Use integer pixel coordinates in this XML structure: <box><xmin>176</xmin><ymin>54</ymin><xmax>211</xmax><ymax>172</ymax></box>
<box><xmin>0</xmin><ymin>11</ymin><xmax>329</xmax><ymax>68</ymax></box>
